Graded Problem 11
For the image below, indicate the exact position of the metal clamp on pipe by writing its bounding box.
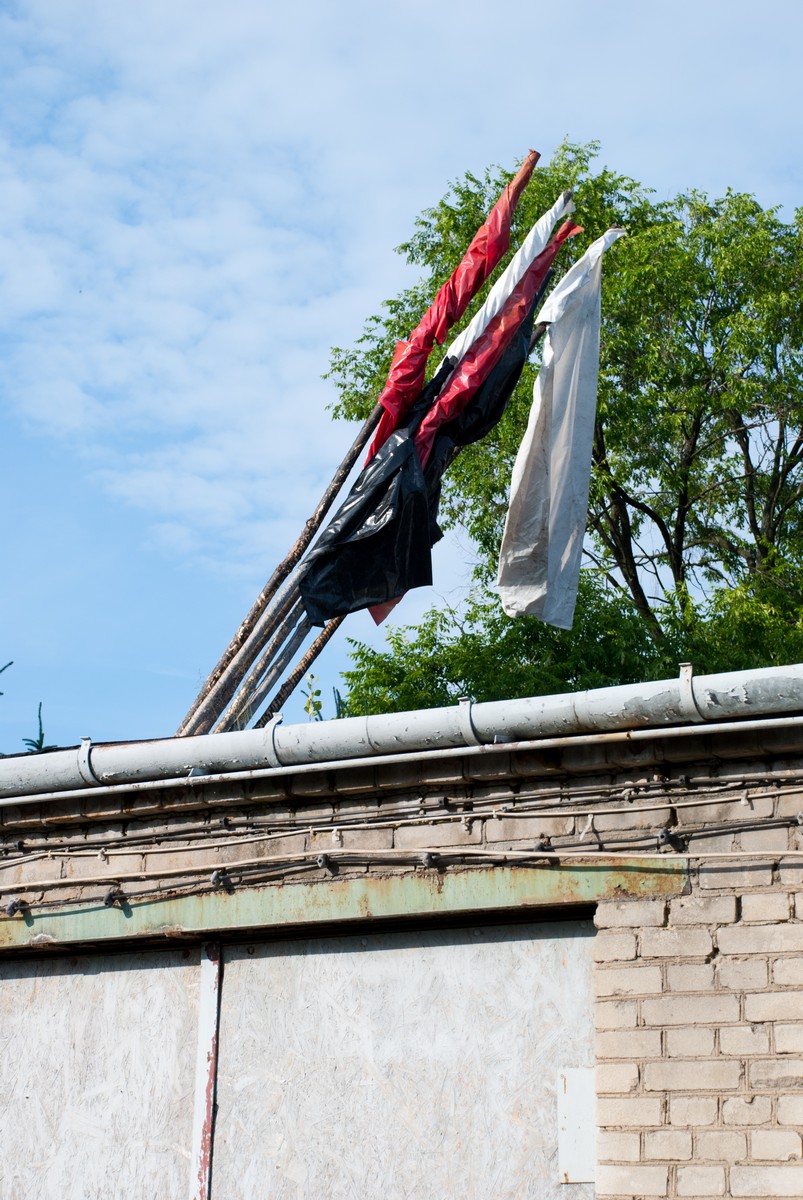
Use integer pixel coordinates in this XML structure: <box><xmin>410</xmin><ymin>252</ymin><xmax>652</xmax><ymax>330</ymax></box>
<box><xmin>363</xmin><ymin>715</ymin><xmax>383</xmax><ymax>754</ymax></box>
<box><xmin>264</xmin><ymin>713</ymin><xmax>285</xmax><ymax>768</ymax></box>
<box><xmin>678</xmin><ymin>664</ymin><xmax>706</xmax><ymax>723</ymax></box>
<box><xmin>458</xmin><ymin>698</ymin><xmax>483</xmax><ymax>746</ymax></box>
<box><xmin>77</xmin><ymin>738</ymin><xmax>102</xmax><ymax>786</ymax></box>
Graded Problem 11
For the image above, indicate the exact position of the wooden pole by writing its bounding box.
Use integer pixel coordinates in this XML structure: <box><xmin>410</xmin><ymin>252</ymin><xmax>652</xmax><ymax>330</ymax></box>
<box><xmin>254</xmin><ymin>617</ymin><xmax>346</xmax><ymax>728</ymax></box>
<box><xmin>176</xmin><ymin>404</ymin><xmax>382</xmax><ymax>736</ymax></box>
<box><xmin>181</xmin><ymin>591</ymin><xmax>304</xmax><ymax>737</ymax></box>
<box><xmin>215</xmin><ymin>614</ymin><xmax>312</xmax><ymax>733</ymax></box>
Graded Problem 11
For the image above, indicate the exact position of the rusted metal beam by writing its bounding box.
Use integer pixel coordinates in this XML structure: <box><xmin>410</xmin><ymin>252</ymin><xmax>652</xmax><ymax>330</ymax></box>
<box><xmin>0</xmin><ymin>860</ymin><xmax>687</xmax><ymax>950</ymax></box>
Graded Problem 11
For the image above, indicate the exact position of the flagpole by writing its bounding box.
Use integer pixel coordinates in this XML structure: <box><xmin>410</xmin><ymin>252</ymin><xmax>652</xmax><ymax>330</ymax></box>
<box><xmin>176</xmin><ymin>404</ymin><xmax>382</xmax><ymax>736</ymax></box>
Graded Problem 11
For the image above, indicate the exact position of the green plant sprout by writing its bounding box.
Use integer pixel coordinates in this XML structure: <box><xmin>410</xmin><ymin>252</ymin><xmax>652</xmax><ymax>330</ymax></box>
<box><xmin>303</xmin><ymin>673</ymin><xmax>323</xmax><ymax>722</ymax></box>
<box><xmin>22</xmin><ymin>703</ymin><xmax>57</xmax><ymax>754</ymax></box>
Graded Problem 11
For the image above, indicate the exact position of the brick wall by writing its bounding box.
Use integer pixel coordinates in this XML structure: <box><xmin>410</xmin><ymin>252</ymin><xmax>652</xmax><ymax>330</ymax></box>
<box><xmin>595</xmin><ymin>876</ymin><xmax>803</xmax><ymax>1198</ymax></box>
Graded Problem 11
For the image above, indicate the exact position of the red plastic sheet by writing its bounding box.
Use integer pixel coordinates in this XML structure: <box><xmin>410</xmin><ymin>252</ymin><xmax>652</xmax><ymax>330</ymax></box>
<box><xmin>414</xmin><ymin>221</ymin><xmax>583</xmax><ymax>469</ymax></box>
<box><xmin>365</xmin><ymin>150</ymin><xmax>539</xmax><ymax>463</ymax></box>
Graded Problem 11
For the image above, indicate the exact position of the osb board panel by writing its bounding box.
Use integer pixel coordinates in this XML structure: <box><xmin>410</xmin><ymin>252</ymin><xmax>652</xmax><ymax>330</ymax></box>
<box><xmin>213</xmin><ymin>921</ymin><xmax>595</xmax><ymax>1199</ymax></box>
<box><xmin>0</xmin><ymin>949</ymin><xmax>200</xmax><ymax>1199</ymax></box>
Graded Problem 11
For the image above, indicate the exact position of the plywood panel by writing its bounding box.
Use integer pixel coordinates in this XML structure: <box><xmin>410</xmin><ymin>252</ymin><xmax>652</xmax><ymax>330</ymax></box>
<box><xmin>214</xmin><ymin>921</ymin><xmax>595</xmax><ymax>1198</ymax></box>
<box><xmin>0</xmin><ymin>948</ymin><xmax>200</xmax><ymax>1199</ymax></box>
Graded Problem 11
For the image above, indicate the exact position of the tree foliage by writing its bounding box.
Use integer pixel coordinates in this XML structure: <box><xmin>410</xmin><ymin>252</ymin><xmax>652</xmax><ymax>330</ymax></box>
<box><xmin>327</xmin><ymin>143</ymin><xmax>803</xmax><ymax>715</ymax></box>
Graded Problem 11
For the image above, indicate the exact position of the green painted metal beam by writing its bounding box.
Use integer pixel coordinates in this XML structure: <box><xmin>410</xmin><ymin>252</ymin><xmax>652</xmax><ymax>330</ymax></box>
<box><xmin>0</xmin><ymin>859</ymin><xmax>687</xmax><ymax>951</ymax></box>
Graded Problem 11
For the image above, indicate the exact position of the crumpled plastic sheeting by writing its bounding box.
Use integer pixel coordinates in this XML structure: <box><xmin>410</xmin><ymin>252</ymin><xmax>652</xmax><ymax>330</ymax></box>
<box><xmin>496</xmin><ymin>227</ymin><xmax>626</xmax><ymax>628</ymax></box>
<box><xmin>299</xmin><ymin>305</ymin><xmax>538</xmax><ymax>627</ymax></box>
<box><xmin>445</xmin><ymin>190</ymin><xmax>574</xmax><ymax>367</ymax></box>
<box><xmin>299</xmin><ymin>428</ymin><xmax>433</xmax><ymax>626</ymax></box>
<box><xmin>299</xmin><ymin>363</ymin><xmax>453</xmax><ymax>626</ymax></box>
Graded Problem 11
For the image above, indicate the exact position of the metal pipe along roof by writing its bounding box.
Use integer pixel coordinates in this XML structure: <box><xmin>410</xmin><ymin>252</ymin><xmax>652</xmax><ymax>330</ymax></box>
<box><xmin>1</xmin><ymin>662</ymin><xmax>802</xmax><ymax>800</ymax></box>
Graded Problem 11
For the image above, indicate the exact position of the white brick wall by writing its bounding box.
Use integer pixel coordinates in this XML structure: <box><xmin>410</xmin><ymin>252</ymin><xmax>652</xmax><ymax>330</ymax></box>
<box><xmin>595</xmin><ymin>875</ymin><xmax>803</xmax><ymax>1199</ymax></box>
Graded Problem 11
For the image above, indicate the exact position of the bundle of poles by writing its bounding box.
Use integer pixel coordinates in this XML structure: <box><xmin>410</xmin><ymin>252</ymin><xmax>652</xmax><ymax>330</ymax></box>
<box><xmin>176</xmin><ymin>403</ymin><xmax>382</xmax><ymax>737</ymax></box>
<box><xmin>177</xmin><ymin>313</ymin><xmax>548</xmax><ymax>738</ymax></box>
<box><xmin>179</xmin><ymin>156</ymin><xmax>549</xmax><ymax>737</ymax></box>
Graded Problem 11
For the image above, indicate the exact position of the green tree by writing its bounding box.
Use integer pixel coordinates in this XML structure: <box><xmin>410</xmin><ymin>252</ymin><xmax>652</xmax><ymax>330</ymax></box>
<box><xmin>328</xmin><ymin>143</ymin><xmax>803</xmax><ymax>714</ymax></box>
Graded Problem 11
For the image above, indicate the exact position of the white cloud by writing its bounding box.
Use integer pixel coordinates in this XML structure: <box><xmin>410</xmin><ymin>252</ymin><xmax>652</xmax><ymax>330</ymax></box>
<box><xmin>0</xmin><ymin>0</ymin><xmax>800</xmax><ymax>743</ymax></box>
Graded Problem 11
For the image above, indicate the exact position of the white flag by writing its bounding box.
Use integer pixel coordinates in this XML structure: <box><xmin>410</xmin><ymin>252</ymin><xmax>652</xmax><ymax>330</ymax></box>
<box><xmin>496</xmin><ymin>227</ymin><xmax>625</xmax><ymax>627</ymax></box>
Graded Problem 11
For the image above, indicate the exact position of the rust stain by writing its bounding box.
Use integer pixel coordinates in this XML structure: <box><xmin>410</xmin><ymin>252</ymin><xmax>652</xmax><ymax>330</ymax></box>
<box><xmin>194</xmin><ymin>1029</ymin><xmax>217</xmax><ymax>1199</ymax></box>
<box><xmin>193</xmin><ymin>943</ymin><xmax>220</xmax><ymax>1200</ymax></box>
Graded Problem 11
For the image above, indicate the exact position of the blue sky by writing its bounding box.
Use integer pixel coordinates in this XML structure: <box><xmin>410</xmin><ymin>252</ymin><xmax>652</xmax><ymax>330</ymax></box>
<box><xmin>1</xmin><ymin>0</ymin><xmax>801</xmax><ymax>750</ymax></box>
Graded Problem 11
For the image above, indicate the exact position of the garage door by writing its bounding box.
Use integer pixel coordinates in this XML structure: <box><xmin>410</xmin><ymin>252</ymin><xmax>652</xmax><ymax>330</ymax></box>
<box><xmin>0</xmin><ymin>920</ymin><xmax>595</xmax><ymax>1198</ymax></box>
<box><xmin>213</xmin><ymin>919</ymin><xmax>595</xmax><ymax>1199</ymax></box>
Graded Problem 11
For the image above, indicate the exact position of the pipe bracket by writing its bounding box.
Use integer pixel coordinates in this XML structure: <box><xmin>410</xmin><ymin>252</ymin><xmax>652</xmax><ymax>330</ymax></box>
<box><xmin>458</xmin><ymin>698</ymin><xmax>483</xmax><ymax>746</ymax></box>
<box><xmin>678</xmin><ymin>663</ymin><xmax>706</xmax><ymax>724</ymax></box>
<box><xmin>77</xmin><ymin>738</ymin><xmax>102</xmax><ymax>786</ymax></box>
<box><xmin>263</xmin><ymin>714</ymin><xmax>285</xmax><ymax>767</ymax></box>
<box><xmin>363</xmin><ymin>716</ymin><xmax>385</xmax><ymax>754</ymax></box>
<box><xmin>573</xmin><ymin>691</ymin><xmax>594</xmax><ymax>730</ymax></box>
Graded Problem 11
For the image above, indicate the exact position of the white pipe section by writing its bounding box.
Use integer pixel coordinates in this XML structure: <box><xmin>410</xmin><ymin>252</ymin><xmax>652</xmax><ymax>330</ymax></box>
<box><xmin>1</xmin><ymin>662</ymin><xmax>802</xmax><ymax>800</ymax></box>
<box><xmin>2</xmin><ymin>713</ymin><xmax>802</xmax><ymax>813</ymax></box>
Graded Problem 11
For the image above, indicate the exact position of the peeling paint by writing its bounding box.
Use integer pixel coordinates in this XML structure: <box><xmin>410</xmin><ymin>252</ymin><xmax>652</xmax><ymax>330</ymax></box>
<box><xmin>26</xmin><ymin>932</ymin><xmax>57</xmax><ymax>947</ymax></box>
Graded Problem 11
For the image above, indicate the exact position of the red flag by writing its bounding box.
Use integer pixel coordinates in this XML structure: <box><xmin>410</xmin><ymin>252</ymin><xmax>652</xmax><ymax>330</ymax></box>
<box><xmin>413</xmin><ymin>221</ymin><xmax>583</xmax><ymax>469</ymax></box>
<box><xmin>365</xmin><ymin>150</ymin><xmax>539</xmax><ymax>462</ymax></box>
